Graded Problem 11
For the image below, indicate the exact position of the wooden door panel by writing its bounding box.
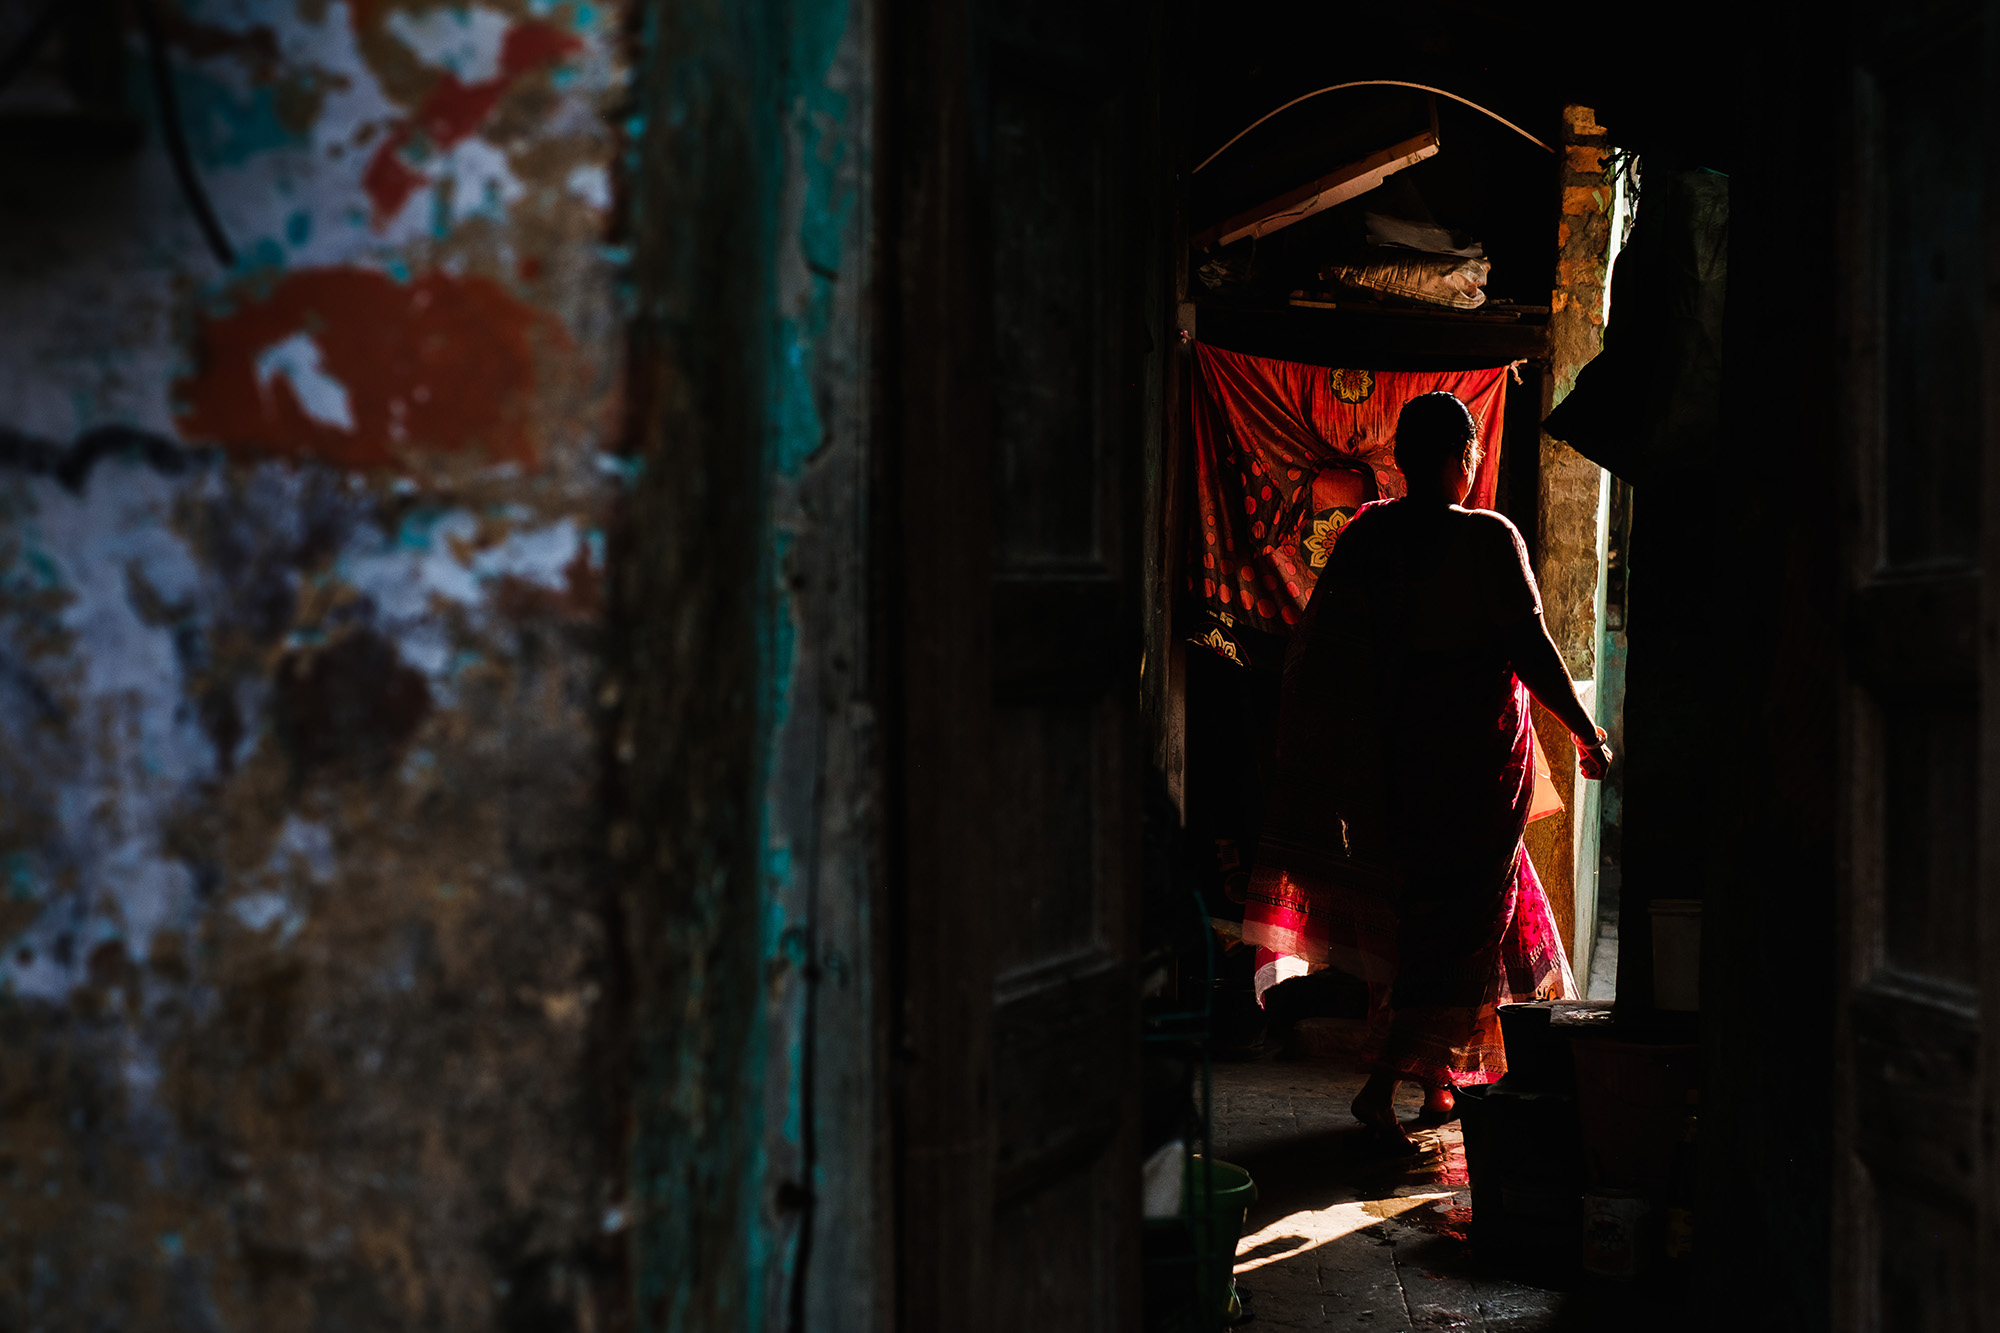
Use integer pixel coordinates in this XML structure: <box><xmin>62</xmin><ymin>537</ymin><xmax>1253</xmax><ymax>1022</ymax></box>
<box><xmin>1880</xmin><ymin>705</ymin><xmax>1979</xmax><ymax>985</ymax></box>
<box><xmin>1848</xmin><ymin>575</ymin><xmax>1978</xmax><ymax>683</ymax></box>
<box><xmin>1836</xmin><ymin>3</ymin><xmax>1994</xmax><ymax>1325</ymax></box>
<box><xmin>994</xmin><ymin>958</ymin><xmax>1129</xmax><ymax>1199</ymax></box>
<box><xmin>1879</xmin><ymin>39</ymin><xmax>1983</xmax><ymax>567</ymax></box>
<box><xmin>1878</xmin><ymin>1191</ymin><xmax>1978</xmax><ymax>1333</ymax></box>
<box><xmin>980</xmin><ymin>12</ymin><xmax>1139</xmax><ymax>1323</ymax></box>
<box><xmin>1850</xmin><ymin>985</ymin><xmax>1978</xmax><ymax>1210</ymax></box>
<box><xmin>993</xmin><ymin>577</ymin><xmax>1127</xmax><ymax>698</ymax></box>
<box><xmin>991</xmin><ymin>63</ymin><xmax>1109</xmax><ymax>571</ymax></box>
<box><xmin>990</xmin><ymin>700</ymin><xmax>1106</xmax><ymax>973</ymax></box>
<box><xmin>992</xmin><ymin>1149</ymin><xmax>1123</xmax><ymax>1327</ymax></box>
<box><xmin>893</xmin><ymin>0</ymin><xmax>1149</xmax><ymax>1327</ymax></box>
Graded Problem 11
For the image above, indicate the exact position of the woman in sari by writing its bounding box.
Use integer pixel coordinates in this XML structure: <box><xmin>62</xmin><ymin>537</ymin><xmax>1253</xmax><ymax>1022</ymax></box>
<box><xmin>1242</xmin><ymin>391</ymin><xmax>1611</xmax><ymax>1151</ymax></box>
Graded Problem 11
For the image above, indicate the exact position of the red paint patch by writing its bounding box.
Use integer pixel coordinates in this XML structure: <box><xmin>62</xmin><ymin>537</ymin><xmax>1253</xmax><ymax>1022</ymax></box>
<box><xmin>363</xmin><ymin>20</ymin><xmax>583</xmax><ymax>228</ymax></box>
<box><xmin>362</xmin><ymin>133</ymin><xmax>427</xmax><ymax>227</ymax></box>
<box><xmin>175</xmin><ymin>267</ymin><xmax>550</xmax><ymax>469</ymax></box>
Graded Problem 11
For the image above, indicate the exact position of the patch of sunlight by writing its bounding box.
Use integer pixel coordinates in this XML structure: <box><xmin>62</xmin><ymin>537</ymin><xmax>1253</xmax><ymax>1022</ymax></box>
<box><xmin>1234</xmin><ymin>1192</ymin><xmax>1458</xmax><ymax>1273</ymax></box>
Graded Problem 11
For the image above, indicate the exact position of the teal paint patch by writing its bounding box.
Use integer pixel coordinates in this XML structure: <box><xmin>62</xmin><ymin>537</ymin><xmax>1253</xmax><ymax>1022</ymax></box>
<box><xmin>9</xmin><ymin>545</ymin><xmax>62</xmax><ymax>594</ymax></box>
<box><xmin>786</xmin><ymin>2</ymin><xmax>857</xmax><ymax>288</ymax></box>
<box><xmin>753</xmin><ymin>0</ymin><xmax>853</xmax><ymax>1322</ymax></box>
<box><xmin>398</xmin><ymin>510</ymin><xmax>450</xmax><ymax>549</ymax></box>
<box><xmin>167</xmin><ymin>65</ymin><xmax>308</xmax><ymax>169</ymax></box>
<box><xmin>285</xmin><ymin>210</ymin><xmax>312</xmax><ymax>247</ymax></box>
<box><xmin>4</xmin><ymin>856</ymin><xmax>36</xmax><ymax>903</ymax></box>
<box><xmin>763</xmin><ymin>844</ymin><xmax>792</xmax><ymax>891</ymax></box>
<box><xmin>240</xmin><ymin>237</ymin><xmax>287</xmax><ymax>274</ymax></box>
<box><xmin>760</xmin><ymin>530</ymin><xmax>797</xmax><ymax>732</ymax></box>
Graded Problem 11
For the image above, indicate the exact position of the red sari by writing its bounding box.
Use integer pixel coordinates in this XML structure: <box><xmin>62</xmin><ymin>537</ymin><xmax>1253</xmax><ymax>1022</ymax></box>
<box><xmin>1242</xmin><ymin>498</ymin><xmax>1575</xmax><ymax>1087</ymax></box>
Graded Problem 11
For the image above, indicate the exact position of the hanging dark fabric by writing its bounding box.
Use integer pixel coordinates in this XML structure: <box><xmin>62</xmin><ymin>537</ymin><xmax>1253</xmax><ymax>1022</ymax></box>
<box><xmin>1542</xmin><ymin>168</ymin><xmax>1728</xmax><ymax>488</ymax></box>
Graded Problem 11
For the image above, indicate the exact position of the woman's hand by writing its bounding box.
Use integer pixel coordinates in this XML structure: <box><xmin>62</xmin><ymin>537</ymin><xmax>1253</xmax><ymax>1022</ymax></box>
<box><xmin>1574</xmin><ymin>727</ymin><xmax>1612</xmax><ymax>781</ymax></box>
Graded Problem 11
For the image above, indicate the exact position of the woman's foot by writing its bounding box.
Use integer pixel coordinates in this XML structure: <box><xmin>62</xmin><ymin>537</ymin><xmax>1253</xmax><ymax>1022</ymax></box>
<box><xmin>1414</xmin><ymin>1082</ymin><xmax>1457</xmax><ymax>1125</ymax></box>
<box><xmin>1350</xmin><ymin>1074</ymin><xmax>1419</xmax><ymax>1154</ymax></box>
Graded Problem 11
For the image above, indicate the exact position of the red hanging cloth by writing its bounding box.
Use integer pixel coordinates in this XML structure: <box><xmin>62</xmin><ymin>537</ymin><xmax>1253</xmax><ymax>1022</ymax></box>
<box><xmin>1187</xmin><ymin>343</ymin><xmax>1510</xmax><ymax>646</ymax></box>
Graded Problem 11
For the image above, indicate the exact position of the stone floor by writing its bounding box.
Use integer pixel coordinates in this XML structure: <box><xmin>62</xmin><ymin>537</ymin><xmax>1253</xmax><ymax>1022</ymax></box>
<box><xmin>1216</xmin><ymin>1052</ymin><xmax>1686</xmax><ymax>1331</ymax></box>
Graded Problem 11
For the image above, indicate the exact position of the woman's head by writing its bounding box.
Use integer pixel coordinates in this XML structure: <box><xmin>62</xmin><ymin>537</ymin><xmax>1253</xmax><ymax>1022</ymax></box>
<box><xmin>1394</xmin><ymin>392</ymin><xmax>1482</xmax><ymax>501</ymax></box>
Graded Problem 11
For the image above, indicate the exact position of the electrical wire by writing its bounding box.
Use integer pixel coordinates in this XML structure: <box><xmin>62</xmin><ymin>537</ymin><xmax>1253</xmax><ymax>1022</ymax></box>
<box><xmin>0</xmin><ymin>1</ymin><xmax>61</xmax><ymax>98</ymax></box>
<box><xmin>132</xmin><ymin>0</ymin><xmax>236</xmax><ymax>268</ymax></box>
<box><xmin>1193</xmin><ymin>80</ymin><xmax>1555</xmax><ymax>175</ymax></box>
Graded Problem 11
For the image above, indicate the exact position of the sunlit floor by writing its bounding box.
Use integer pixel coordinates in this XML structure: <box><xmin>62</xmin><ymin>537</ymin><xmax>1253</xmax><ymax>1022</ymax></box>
<box><xmin>1217</xmin><ymin>1046</ymin><xmax>1681</xmax><ymax>1331</ymax></box>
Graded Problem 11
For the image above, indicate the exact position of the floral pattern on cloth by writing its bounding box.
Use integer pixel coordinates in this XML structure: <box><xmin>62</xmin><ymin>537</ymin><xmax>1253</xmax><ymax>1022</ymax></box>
<box><xmin>1187</xmin><ymin>343</ymin><xmax>1510</xmax><ymax>649</ymax></box>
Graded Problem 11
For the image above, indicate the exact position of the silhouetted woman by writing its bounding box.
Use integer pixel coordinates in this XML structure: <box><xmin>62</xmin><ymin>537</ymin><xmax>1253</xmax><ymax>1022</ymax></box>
<box><xmin>1242</xmin><ymin>391</ymin><xmax>1610</xmax><ymax>1151</ymax></box>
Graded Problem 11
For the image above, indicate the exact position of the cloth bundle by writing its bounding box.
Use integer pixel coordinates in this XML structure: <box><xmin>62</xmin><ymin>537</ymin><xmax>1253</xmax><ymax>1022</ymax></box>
<box><xmin>1318</xmin><ymin>252</ymin><xmax>1492</xmax><ymax>309</ymax></box>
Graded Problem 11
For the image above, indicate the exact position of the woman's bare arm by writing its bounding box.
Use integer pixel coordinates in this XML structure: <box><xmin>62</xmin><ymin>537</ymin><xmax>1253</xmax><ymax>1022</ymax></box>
<box><xmin>1506</xmin><ymin>614</ymin><xmax>1613</xmax><ymax>779</ymax></box>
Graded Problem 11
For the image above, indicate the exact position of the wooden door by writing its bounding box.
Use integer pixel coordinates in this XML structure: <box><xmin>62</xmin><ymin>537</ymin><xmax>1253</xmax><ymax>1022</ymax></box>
<box><xmin>1834</xmin><ymin>2</ymin><xmax>1997</xmax><ymax>1324</ymax></box>
<box><xmin>889</xmin><ymin>1</ymin><xmax>1156</xmax><ymax>1329</ymax></box>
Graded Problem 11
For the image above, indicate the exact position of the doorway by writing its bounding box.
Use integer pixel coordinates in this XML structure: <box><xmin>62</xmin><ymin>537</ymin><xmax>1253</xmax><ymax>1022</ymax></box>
<box><xmin>1161</xmin><ymin>89</ymin><xmax>1631</xmax><ymax>1055</ymax></box>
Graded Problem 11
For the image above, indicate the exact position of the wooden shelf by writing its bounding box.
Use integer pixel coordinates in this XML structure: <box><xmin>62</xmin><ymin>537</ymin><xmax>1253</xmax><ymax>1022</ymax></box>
<box><xmin>1194</xmin><ymin>301</ymin><xmax>1552</xmax><ymax>369</ymax></box>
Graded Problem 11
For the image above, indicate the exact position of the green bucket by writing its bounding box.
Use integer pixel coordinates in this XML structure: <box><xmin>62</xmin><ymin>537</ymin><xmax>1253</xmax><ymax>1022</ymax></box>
<box><xmin>1187</xmin><ymin>1157</ymin><xmax>1257</xmax><ymax>1325</ymax></box>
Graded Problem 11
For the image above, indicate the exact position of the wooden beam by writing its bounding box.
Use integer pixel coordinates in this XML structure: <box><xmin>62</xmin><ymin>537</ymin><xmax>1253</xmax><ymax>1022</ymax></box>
<box><xmin>1192</xmin><ymin>98</ymin><xmax>1439</xmax><ymax>250</ymax></box>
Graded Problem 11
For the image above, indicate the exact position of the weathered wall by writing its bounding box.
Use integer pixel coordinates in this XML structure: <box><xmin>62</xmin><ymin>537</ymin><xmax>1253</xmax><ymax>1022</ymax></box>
<box><xmin>0</xmin><ymin>4</ymin><xmax>630</xmax><ymax>1327</ymax></box>
<box><xmin>1521</xmin><ymin>105</ymin><xmax>1617</xmax><ymax>965</ymax></box>
<box><xmin>1540</xmin><ymin>103</ymin><xmax>1616</xmax><ymax>677</ymax></box>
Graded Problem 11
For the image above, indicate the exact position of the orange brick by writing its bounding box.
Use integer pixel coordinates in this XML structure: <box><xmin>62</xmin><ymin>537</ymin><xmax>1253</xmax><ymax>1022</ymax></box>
<box><xmin>1566</xmin><ymin>144</ymin><xmax>1605</xmax><ymax>175</ymax></box>
<box><xmin>1558</xmin><ymin>254</ymin><xmax>1607</xmax><ymax>285</ymax></box>
<box><xmin>1562</xmin><ymin>185</ymin><xmax>1609</xmax><ymax>215</ymax></box>
<box><xmin>1563</xmin><ymin>104</ymin><xmax>1607</xmax><ymax>136</ymax></box>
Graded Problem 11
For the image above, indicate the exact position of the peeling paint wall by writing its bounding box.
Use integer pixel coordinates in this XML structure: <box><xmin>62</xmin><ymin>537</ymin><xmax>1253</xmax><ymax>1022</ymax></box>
<box><xmin>0</xmin><ymin>2</ymin><xmax>630</xmax><ymax>1327</ymax></box>
<box><xmin>612</xmin><ymin>0</ymin><xmax>880</xmax><ymax>1327</ymax></box>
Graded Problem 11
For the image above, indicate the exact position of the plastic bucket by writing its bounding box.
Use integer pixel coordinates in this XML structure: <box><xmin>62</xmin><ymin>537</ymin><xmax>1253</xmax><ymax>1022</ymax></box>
<box><xmin>1650</xmin><ymin>898</ymin><xmax>1702</xmax><ymax>1012</ymax></box>
<box><xmin>1189</xmin><ymin>1157</ymin><xmax>1256</xmax><ymax>1324</ymax></box>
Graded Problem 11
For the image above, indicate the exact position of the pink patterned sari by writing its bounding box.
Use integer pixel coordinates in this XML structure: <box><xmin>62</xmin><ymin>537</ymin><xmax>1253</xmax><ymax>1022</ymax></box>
<box><xmin>1243</xmin><ymin>499</ymin><xmax>1576</xmax><ymax>1087</ymax></box>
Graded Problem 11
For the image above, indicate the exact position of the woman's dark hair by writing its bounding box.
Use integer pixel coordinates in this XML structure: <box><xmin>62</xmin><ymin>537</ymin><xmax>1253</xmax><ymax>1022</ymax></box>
<box><xmin>1393</xmin><ymin>391</ymin><xmax>1482</xmax><ymax>491</ymax></box>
